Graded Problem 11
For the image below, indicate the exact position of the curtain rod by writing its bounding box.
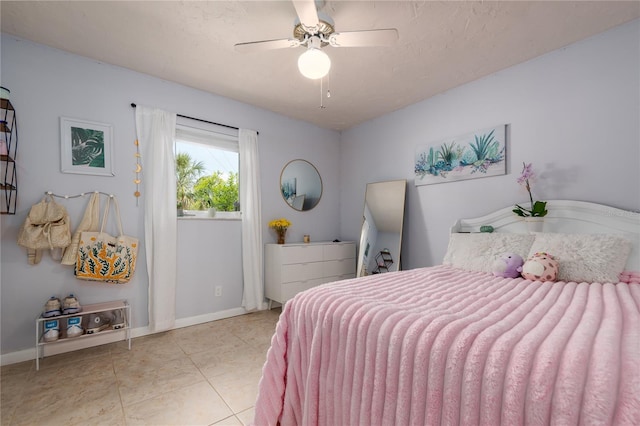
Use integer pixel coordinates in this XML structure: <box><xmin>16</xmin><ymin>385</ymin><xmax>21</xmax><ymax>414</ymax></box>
<box><xmin>130</xmin><ymin>103</ymin><xmax>251</xmax><ymax>133</ymax></box>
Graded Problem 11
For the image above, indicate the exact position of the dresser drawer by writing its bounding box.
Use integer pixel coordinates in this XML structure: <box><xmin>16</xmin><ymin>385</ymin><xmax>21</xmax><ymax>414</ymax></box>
<box><xmin>337</xmin><ymin>273</ymin><xmax>356</xmax><ymax>281</ymax></box>
<box><xmin>281</xmin><ymin>278</ymin><xmax>326</xmax><ymax>302</ymax></box>
<box><xmin>324</xmin><ymin>258</ymin><xmax>356</xmax><ymax>278</ymax></box>
<box><xmin>323</xmin><ymin>243</ymin><xmax>355</xmax><ymax>261</ymax></box>
<box><xmin>265</xmin><ymin>241</ymin><xmax>355</xmax><ymax>305</ymax></box>
<box><xmin>281</xmin><ymin>245</ymin><xmax>324</xmax><ymax>264</ymax></box>
<box><xmin>282</xmin><ymin>262</ymin><xmax>324</xmax><ymax>283</ymax></box>
<box><xmin>327</xmin><ymin>273</ymin><xmax>356</xmax><ymax>283</ymax></box>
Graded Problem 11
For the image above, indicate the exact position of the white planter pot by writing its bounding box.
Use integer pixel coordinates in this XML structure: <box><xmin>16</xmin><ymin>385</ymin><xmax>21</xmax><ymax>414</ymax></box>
<box><xmin>207</xmin><ymin>207</ymin><xmax>217</xmax><ymax>217</ymax></box>
<box><xmin>524</xmin><ymin>217</ymin><xmax>544</xmax><ymax>233</ymax></box>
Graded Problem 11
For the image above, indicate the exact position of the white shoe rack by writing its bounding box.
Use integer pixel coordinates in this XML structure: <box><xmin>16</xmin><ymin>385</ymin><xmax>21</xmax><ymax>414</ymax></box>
<box><xmin>35</xmin><ymin>299</ymin><xmax>131</xmax><ymax>370</ymax></box>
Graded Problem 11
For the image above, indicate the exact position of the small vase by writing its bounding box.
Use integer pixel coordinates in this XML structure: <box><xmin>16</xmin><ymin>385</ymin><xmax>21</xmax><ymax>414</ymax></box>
<box><xmin>277</xmin><ymin>229</ymin><xmax>287</xmax><ymax>244</ymax></box>
<box><xmin>207</xmin><ymin>207</ymin><xmax>217</xmax><ymax>217</ymax></box>
<box><xmin>524</xmin><ymin>217</ymin><xmax>544</xmax><ymax>233</ymax></box>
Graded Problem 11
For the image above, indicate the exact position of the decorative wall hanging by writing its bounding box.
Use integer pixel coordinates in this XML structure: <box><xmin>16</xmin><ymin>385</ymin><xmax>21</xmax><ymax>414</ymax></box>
<box><xmin>281</xmin><ymin>177</ymin><xmax>296</xmax><ymax>200</ymax></box>
<box><xmin>133</xmin><ymin>139</ymin><xmax>142</xmax><ymax>205</ymax></box>
<box><xmin>414</xmin><ymin>124</ymin><xmax>506</xmax><ymax>186</ymax></box>
<box><xmin>60</xmin><ymin>117</ymin><xmax>114</xmax><ymax>176</ymax></box>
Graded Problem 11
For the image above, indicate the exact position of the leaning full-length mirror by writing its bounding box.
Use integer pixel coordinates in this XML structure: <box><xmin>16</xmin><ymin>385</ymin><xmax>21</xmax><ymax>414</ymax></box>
<box><xmin>356</xmin><ymin>180</ymin><xmax>407</xmax><ymax>277</ymax></box>
<box><xmin>280</xmin><ymin>159</ymin><xmax>322</xmax><ymax>211</ymax></box>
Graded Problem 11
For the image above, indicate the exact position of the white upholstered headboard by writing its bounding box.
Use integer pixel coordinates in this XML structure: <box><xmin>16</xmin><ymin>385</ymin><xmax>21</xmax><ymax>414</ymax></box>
<box><xmin>451</xmin><ymin>200</ymin><xmax>640</xmax><ymax>271</ymax></box>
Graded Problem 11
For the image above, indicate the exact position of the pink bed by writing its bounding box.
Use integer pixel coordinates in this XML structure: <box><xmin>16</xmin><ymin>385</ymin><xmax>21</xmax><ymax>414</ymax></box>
<box><xmin>254</xmin><ymin>201</ymin><xmax>640</xmax><ymax>425</ymax></box>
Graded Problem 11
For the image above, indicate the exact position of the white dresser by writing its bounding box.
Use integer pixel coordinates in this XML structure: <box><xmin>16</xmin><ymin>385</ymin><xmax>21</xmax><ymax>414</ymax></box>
<box><xmin>264</xmin><ymin>241</ymin><xmax>356</xmax><ymax>306</ymax></box>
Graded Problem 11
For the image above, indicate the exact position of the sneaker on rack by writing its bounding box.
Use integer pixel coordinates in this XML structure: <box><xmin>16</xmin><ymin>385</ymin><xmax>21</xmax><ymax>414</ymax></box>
<box><xmin>43</xmin><ymin>319</ymin><xmax>60</xmax><ymax>342</ymax></box>
<box><xmin>62</xmin><ymin>294</ymin><xmax>82</xmax><ymax>315</ymax></box>
<box><xmin>111</xmin><ymin>310</ymin><xmax>125</xmax><ymax>330</ymax></box>
<box><xmin>66</xmin><ymin>316</ymin><xmax>83</xmax><ymax>338</ymax></box>
<box><xmin>42</xmin><ymin>296</ymin><xmax>62</xmax><ymax>318</ymax></box>
<box><xmin>85</xmin><ymin>313</ymin><xmax>111</xmax><ymax>334</ymax></box>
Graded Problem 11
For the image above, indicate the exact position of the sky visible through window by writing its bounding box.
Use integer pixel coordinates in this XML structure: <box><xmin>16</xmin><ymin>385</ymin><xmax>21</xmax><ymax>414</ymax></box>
<box><xmin>176</xmin><ymin>139</ymin><xmax>238</xmax><ymax>178</ymax></box>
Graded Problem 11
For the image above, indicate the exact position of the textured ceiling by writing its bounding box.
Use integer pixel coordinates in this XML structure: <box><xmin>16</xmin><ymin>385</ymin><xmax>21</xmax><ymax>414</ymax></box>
<box><xmin>1</xmin><ymin>1</ymin><xmax>638</xmax><ymax>130</ymax></box>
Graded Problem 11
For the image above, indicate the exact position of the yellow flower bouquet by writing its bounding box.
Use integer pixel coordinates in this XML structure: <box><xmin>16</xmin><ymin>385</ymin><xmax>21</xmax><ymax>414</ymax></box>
<box><xmin>269</xmin><ymin>218</ymin><xmax>291</xmax><ymax>244</ymax></box>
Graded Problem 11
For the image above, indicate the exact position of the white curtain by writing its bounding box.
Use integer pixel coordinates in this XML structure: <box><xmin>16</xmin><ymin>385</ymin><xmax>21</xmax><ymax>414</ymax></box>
<box><xmin>239</xmin><ymin>129</ymin><xmax>266</xmax><ymax>311</ymax></box>
<box><xmin>135</xmin><ymin>106</ymin><xmax>178</xmax><ymax>332</ymax></box>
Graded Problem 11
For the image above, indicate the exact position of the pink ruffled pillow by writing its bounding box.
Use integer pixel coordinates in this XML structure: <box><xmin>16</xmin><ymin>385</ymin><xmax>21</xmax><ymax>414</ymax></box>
<box><xmin>619</xmin><ymin>271</ymin><xmax>640</xmax><ymax>284</ymax></box>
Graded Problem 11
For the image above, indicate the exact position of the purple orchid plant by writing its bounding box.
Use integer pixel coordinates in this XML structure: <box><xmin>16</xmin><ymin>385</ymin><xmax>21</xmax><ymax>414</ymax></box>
<box><xmin>512</xmin><ymin>162</ymin><xmax>548</xmax><ymax>217</ymax></box>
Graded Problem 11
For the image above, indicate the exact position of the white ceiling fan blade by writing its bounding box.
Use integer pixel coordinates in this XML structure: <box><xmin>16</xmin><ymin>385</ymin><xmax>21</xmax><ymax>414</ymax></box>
<box><xmin>329</xmin><ymin>29</ymin><xmax>399</xmax><ymax>47</ymax></box>
<box><xmin>235</xmin><ymin>38</ymin><xmax>301</xmax><ymax>53</ymax></box>
<box><xmin>293</xmin><ymin>0</ymin><xmax>319</xmax><ymax>32</ymax></box>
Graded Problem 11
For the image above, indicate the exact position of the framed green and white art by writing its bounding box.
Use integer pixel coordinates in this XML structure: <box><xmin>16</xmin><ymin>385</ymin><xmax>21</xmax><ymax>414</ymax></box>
<box><xmin>414</xmin><ymin>124</ymin><xmax>506</xmax><ymax>186</ymax></box>
<box><xmin>60</xmin><ymin>116</ymin><xmax>114</xmax><ymax>176</ymax></box>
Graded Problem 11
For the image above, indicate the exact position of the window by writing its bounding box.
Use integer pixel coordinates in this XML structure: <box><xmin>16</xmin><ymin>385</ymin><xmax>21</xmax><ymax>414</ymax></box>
<box><xmin>175</xmin><ymin>122</ymin><xmax>240</xmax><ymax>219</ymax></box>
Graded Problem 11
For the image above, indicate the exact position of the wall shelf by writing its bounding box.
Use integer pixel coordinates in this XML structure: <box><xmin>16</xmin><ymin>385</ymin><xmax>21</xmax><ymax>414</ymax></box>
<box><xmin>1</xmin><ymin>98</ymin><xmax>18</xmax><ymax>214</ymax></box>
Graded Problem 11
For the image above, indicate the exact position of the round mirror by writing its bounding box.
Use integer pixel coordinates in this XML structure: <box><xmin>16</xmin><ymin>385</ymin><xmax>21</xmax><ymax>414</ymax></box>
<box><xmin>280</xmin><ymin>159</ymin><xmax>322</xmax><ymax>211</ymax></box>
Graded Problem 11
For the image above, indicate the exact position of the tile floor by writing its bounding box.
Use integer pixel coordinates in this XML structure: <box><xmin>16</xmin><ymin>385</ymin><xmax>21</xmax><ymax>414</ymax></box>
<box><xmin>1</xmin><ymin>308</ymin><xmax>282</xmax><ymax>426</ymax></box>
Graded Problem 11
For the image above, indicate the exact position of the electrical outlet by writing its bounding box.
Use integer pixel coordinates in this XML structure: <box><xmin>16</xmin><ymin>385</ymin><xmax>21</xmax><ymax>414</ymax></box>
<box><xmin>215</xmin><ymin>286</ymin><xmax>222</xmax><ymax>297</ymax></box>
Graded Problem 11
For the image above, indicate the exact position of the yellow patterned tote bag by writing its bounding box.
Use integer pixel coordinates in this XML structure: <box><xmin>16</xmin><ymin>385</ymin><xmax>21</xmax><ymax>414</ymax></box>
<box><xmin>75</xmin><ymin>196</ymin><xmax>138</xmax><ymax>283</ymax></box>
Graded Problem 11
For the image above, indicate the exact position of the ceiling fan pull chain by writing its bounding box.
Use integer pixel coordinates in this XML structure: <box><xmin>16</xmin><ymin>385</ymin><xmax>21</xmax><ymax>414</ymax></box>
<box><xmin>327</xmin><ymin>73</ymin><xmax>331</xmax><ymax>98</ymax></box>
<box><xmin>320</xmin><ymin>77</ymin><xmax>325</xmax><ymax>109</ymax></box>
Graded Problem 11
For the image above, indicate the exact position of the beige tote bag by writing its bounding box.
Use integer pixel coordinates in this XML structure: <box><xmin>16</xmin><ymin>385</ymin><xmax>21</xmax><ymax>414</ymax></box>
<box><xmin>61</xmin><ymin>192</ymin><xmax>100</xmax><ymax>265</ymax></box>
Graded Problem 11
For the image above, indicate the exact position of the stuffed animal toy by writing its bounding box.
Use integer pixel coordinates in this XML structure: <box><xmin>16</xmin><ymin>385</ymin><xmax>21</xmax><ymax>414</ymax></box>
<box><xmin>519</xmin><ymin>252</ymin><xmax>559</xmax><ymax>282</ymax></box>
<box><xmin>492</xmin><ymin>253</ymin><xmax>524</xmax><ymax>278</ymax></box>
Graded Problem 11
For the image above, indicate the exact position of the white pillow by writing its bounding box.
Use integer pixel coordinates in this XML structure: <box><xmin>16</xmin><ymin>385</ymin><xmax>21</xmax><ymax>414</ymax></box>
<box><xmin>443</xmin><ymin>233</ymin><xmax>535</xmax><ymax>273</ymax></box>
<box><xmin>528</xmin><ymin>233</ymin><xmax>632</xmax><ymax>283</ymax></box>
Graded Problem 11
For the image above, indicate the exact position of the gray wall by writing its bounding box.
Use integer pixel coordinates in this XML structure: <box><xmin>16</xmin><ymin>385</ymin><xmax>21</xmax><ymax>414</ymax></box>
<box><xmin>339</xmin><ymin>20</ymin><xmax>640</xmax><ymax>269</ymax></box>
<box><xmin>0</xmin><ymin>35</ymin><xmax>341</xmax><ymax>356</ymax></box>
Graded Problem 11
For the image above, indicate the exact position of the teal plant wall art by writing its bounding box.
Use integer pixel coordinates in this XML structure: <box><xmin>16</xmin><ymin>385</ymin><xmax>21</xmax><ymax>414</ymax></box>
<box><xmin>60</xmin><ymin>117</ymin><xmax>114</xmax><ymax>176</ymax></box>
<box><xmin>414</xmin><ymin>124</ymin><xmax>506</xmax><ymax>186</ymax></box>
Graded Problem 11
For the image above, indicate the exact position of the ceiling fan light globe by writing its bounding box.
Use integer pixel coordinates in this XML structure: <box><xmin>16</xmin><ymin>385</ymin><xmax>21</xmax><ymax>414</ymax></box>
<box><xmin>298</xmin><ymin>48</ymin><xmax>331</xmax><ymax>79</ymax></box>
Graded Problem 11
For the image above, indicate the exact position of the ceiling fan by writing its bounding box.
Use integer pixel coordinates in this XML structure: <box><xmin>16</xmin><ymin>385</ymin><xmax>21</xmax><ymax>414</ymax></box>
<box><xmin>234</xmin><ymin>0</ymin><xmax>398</xmax><ymax>80</ymax></box>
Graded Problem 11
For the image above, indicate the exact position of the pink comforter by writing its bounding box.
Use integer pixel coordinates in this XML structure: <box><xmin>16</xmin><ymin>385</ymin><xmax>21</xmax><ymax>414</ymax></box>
<box><xmin>254</xmin><ymin>265</ymin><xmax>640</xmax><ymax>426</ymax></box>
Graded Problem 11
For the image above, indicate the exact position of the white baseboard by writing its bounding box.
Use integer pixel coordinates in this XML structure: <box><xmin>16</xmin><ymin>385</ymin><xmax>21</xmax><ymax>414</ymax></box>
<box><xmin>0</xmin><ymin>307</ymin><xmax>249</xmax><ymax>367</ymax></box>
<box><xmin>1</xmin><ymin>348</ymin><xmax>36</xmax><ymax>367</ymax></box>
<box><xmin>173</xmin><ymin>307</ymin><xmax>247</xmax><ymax>329</ymax></box>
